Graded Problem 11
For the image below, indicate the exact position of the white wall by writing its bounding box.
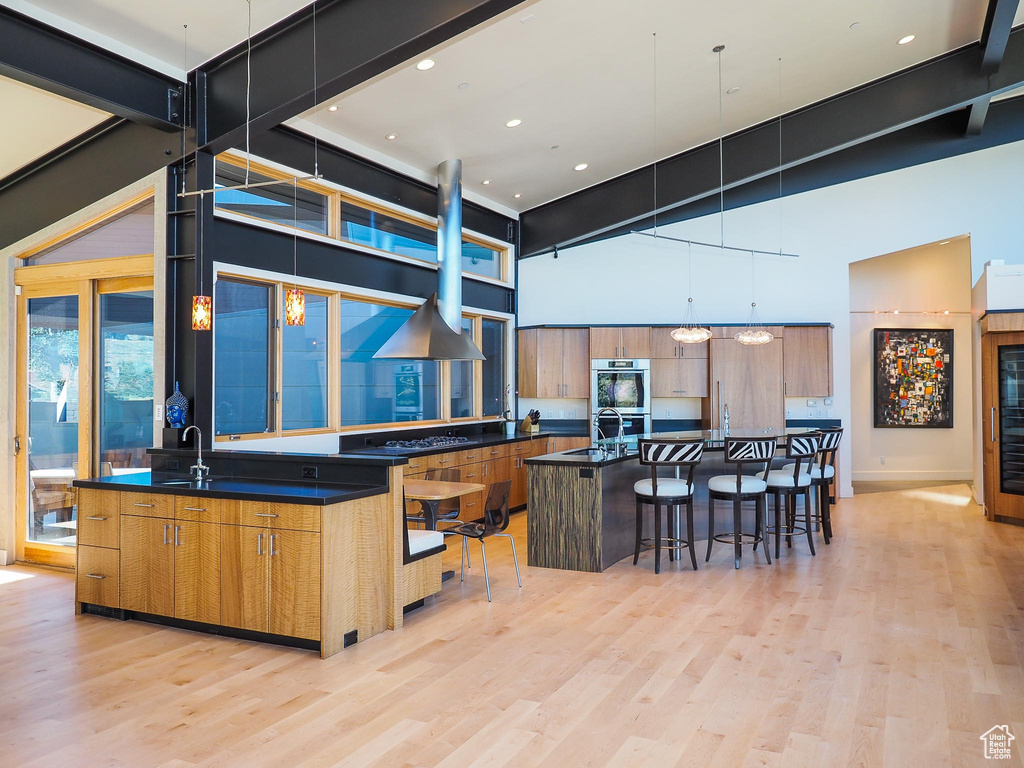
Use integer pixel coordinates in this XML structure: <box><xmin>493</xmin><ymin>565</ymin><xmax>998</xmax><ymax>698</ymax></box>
<box><xmin>848</xmin><ymin>239</ymin><xmax>973</xmax><ymax>482</ymax></box>
<box><xmin>519</xmin><ymin>139</ymin><xmax>1024</xmax><ymax>498</ymax></box>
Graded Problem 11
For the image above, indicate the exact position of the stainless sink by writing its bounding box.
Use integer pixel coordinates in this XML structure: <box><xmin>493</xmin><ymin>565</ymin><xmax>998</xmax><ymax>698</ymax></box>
<box><xmin>567</xmin><ymin>448</ymin><xmax>606</xmax><ymax>456</ymax></box>
<box><xmin>156</xmin><ymin>478</ymin><xmax>216</xmax><ymax>487</ymax></box>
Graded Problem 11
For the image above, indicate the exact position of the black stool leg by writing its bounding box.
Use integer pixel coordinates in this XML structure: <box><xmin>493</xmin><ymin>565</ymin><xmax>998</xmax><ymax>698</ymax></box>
<box><xmin>686</xmin><ymin>497</ymin><xmax>697</xmax><ymax>571</ymax></box>
<box><xmin>753</xmin><ymin>501</ymin><xmax>761</xmax><ymax>551</ymax></box>
<box><xmin>654</xmin><ymin>500</ymin><xmax>662</xmax><ymax>574</ymax></box>
<box><xmin>804</xmin><ymin>490</ymin><xmax>816</xmax><ymax>556</ymax></box>
<box><xmin>633</xmin><ymin>498</ymin><xmax>643</xmax><ymax>565</ymax></box>
<box><xmin>759</xmin><ymin>495</ymin><xmax>771</xmax><ymax>564</ymax></box>
<box><xmin>823</xmin><ymin>482</ymin><xmax>833</xmax><ymax>543</ymax></box>
<box><xmin>774</xmin><ymin>491</ymin><xmax>782</xmax><ymax>560</ymax></box>
<box><xmin>733</xmin><ymin>496</ymin><xmax>742</xmax><ymax>570</ymax></box>
<box><xmin>706</xmin><ymin>495</ymin><xmax>715</xmax><ymax>562</ymax></box>
<box><xmin>668</xmin><ymin>501</ymin><xmax>675</xmax><ymax>563</ymax></box>
<box><xmin>786</xmin><ymin>494</ymin><xmax>794</xmax><ymax>549</ymax></box>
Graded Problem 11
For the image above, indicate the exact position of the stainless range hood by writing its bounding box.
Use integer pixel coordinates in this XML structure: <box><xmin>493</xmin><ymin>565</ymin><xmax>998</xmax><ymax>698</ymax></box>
<box><xmin>373</xmin><ymin>159</ymin><xmax>485</xmax><ymax>361</ymax></box>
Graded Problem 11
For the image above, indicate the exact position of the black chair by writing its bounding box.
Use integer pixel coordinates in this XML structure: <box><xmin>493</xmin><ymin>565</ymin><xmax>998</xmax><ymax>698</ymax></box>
<box><xmin>401</xmin><ymin>496</ymin><xmax>447</xmax><ymax>566</ymax></box>
<box><xmin>633</xmin><ymin>438</ymin><xmax>704</xmax><ymax>573</ymax></box>
<box><xmin>444</xmin><ymin>480</ymin><xmax>519</xmax><ymax>602</ymax></box>
<box><xmin>758</xmin><ymin>433</ymin><xmax>821</xmax><ymax>558</ymax></box>
<box><xmin>784</xmin><ymin>427</ymin><xmax>842</xmax><ymax>544</ymax></box>
<box><xmin>706</xmin><ymin>437</ymin><xmax>774</xmax><ymax>569</ymax></box>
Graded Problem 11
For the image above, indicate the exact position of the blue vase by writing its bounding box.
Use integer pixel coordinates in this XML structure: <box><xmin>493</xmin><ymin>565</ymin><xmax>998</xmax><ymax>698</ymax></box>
<box><xmin>166</xmin><ymin>381</ymin><xmax>188</xmax><ymax>428</ymax></box>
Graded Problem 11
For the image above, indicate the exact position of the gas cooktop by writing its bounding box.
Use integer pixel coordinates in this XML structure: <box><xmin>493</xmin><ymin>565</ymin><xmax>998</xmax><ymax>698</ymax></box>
<box><xmin>379</xmin><ymin>436</ymin><xmax>471</xmax><ymax>453</ymax></box>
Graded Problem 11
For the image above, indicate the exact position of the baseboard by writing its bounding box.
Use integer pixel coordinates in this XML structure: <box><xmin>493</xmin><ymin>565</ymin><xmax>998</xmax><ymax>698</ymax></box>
<box><xmin>850</xmin><ymin>470</ymin><xmax>973</xmax><ymax>482</ymax></box>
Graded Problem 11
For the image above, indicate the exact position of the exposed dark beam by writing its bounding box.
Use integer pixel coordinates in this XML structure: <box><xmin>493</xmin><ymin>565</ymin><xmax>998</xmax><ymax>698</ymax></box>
<box><xmin>519</xmin><ymin>26</ymin><xmax>1024</xmax><ymax>258</ymax></box>
<box><xmin>200</xmin><ymin>0</ymin><xmax>526</xmax><ymax>154</ymax></box>
<box><xmin>966</xmin><ymin>97</ymin><xmax>992</xmax><ymax>135</ymax></box>
<box><xmin>0</xmin><ymin>6</ymin><xmax>183</xmax><ymax>130</ymax></box>
<box><xmin>980</xmin><ymin>0</ymin><xmax>1021</xmax><ymax>71</ymax></box>
<box><xmin>0</xmin><ymin>118</ymin><xmax>179</xmax><ymax>251</ymax></box>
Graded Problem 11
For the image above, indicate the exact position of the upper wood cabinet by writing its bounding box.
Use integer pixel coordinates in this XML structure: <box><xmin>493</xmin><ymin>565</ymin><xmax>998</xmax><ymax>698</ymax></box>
<box><xmin>651</xmin><ymin>358</ymin><xmax>709</xmax><ymax>398</ymax></box>
<box><xmin>590</xmin><ymin>327</ymin><xmax>650</xmax><ymax>359</ymax></box>
<box><xmin>782</xmin><ymin>326</ymin><xmax>833</xmax><ymax>397</ymax></box>
<box><xmin>651</xmin><ymin>328</ymin><xmax>708</xmax><ymax>359</ymax></box>
<box><xmin>705</xmin><ymin>338</ymin><xmax>785</xmax><ymax>432</ymax></box>
<box><xmin>518</xmin><ymin>328</ymin><xmax>589</xmax><ymax>398</ymax></box>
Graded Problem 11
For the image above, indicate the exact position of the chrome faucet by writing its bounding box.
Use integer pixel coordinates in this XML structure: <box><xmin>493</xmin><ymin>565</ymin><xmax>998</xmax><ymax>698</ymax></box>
<box><xmin>594</xmin><ymin>407</ymin><xmax>625</xmax><ymax>448</ymax></box>
<box><xmin>183</xmin><ymin>425</ymin><xmax>209</xmax><ymax>481</ymax></box>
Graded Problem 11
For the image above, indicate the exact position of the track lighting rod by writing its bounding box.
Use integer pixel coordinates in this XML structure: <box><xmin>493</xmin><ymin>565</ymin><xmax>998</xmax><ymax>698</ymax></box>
<box><xmin>177</xmin><ymin>174</ymin><xmax>322</xmax><ymax>198</ymax></box>
<box><xmin>630</xmin><ymin>230</ymin><xmax>800</xmax><ymax>258</ymax></box>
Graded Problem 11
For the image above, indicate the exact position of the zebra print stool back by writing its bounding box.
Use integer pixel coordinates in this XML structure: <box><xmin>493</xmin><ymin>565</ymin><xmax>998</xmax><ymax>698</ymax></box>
<box><xmin>785</xmin><ymin>433</ymin><xmax>821</xmax><ymax>484</ymax></box>
<box><xmin>816</xmin><ymin>427</ymin><xmax>843</xmax><ymax>474</ymax></box>
<box><xmin>639</xmin><ymin>439</ymin><xmax>704</xmax><ymax>467</ymax></box>
<box><xmin>723</xmin><ymin>438</ymin><xmax>776</xmax><ymax>464</ymax></box>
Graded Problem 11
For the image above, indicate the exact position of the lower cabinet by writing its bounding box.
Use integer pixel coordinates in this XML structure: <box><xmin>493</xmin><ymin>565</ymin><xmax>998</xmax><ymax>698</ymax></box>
<box><xmin>120</xmin><ymin>515</ymin><xmax>175</xmax><ymax>616</ymax></box>
<box><xmin>173</xmin><ymin>520</ymin><xmax>221</xmax><ymax>625</ymax></box>
<box><xmin>76</xmin><ymin>544</ymin><xmax>119</xmax><ymax>608</ymax></box>
<box><xmin>220</xmin><ymin>525</ymin><xmax>321</xmax><ymax>640</ymax></box>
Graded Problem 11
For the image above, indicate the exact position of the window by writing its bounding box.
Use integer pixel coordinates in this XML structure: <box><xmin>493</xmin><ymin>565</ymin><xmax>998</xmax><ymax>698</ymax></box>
<box><xmin>340</xmin><ymin>299</ymin><xmax>441</xmax><ymax>426</ymax></box>
<box><xmin>215</xmin><ymin>162</ymin><xmax>329</xmax><ymax>235</ymax></box>
<box><xmin>481</xmin><ymin>318</ymin><xmax>507</xmax><ymax>417</ymax></box>
<box><xmin>215</xmin><ymin>279</ymin><xmax>274</xmax><ymax>435</ymax></box>
<box><xmin>282</xmin><ymin>292</ymin><xmax>329</xmax><ymax>431</ymax></box>
<box><xmin>450</xmin><ymin>318</ymin><xmax>475</xmax><ymax>418</ymax></box>
<box><xmin>29</xmin><ymin>201</ymin><xmax>155</xmax><ymax>265</ymax></box>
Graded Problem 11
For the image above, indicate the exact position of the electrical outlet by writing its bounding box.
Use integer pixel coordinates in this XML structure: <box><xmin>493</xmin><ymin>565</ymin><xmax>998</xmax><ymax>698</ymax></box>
<box><xmin>302</xmin><ymin>466</ymin><xmax>318</xmax><ymax>479</ymax></box>
<box><xmin>823</xmin><ymin>397</ymin><xmax>834</xmax><ymax>406</ymax></box>
<box><xmin>806</xmin><ymin>399</ymin><xmax>818</xmax><ymax>408</ymax></box>
<box><xmin>568</xmin><ymin>410</ymin><xmax>576</xmax><ymax>419</ymax></box>
<box><xmin>880</xmin><ymin>456</ymin><xmax>886</xmax><ymax>465</ymax></box>
<box><xmin>665</xmin><ymin>409</ymin><xmax>671</xmax><ymax>418</ymax></box>
<box><xmin>547</xmin><ymin>410</ymin><xmax>553</xmax><ymax>418</ymax></box>
<box><xmin>786</xmin><ymin>409</ymin><xmax>792</xmax><ymax>418</ymax></box>
<box><xmin>559</xmin><ymin>409</ymin><xmax>565</xmax><ymax>419</ymax></box>
<box><xmin>154</xmin><ymin>404</ymin><xmax>164</xmax><ymax>422</ymax></box>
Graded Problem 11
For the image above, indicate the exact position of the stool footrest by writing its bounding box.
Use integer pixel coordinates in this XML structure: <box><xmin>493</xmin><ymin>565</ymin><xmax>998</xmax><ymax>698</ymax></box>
<box><xmin>712</xmin><ymin>532</ymin><xmax>763</xmax><ymax>545</ymax></box>
<box><xmin>640</xmin><ymin>536</ymin><xmax>693</xmax><ymax>551</ymax></box>
<box><xmin>766</xmin><ymin>525</ymin><xmax>808</xmax><ymax>536</ymax></box>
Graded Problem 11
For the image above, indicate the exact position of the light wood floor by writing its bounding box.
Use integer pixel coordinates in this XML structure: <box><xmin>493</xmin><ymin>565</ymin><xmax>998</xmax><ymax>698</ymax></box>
<box><xmin>2</xmin><ymin>484</ymin><xmax>1023</xmax><ymax>767</ymax></box>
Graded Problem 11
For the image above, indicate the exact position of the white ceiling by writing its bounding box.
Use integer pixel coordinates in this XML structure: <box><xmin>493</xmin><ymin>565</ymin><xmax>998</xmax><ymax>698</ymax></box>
<box><xmin>0</xmin><ymin>75</ymin><xmax>110</xmax><ymax>179</ymax></box>
<box><xmin>294</xmin><ymin>0</ymin><xmax>1024</xmax><ymax>212</ymax></box>
<box><xmin>2</xmin><ymin>0</ymin><xmax>314</xmax><ymax>77</ymax></box>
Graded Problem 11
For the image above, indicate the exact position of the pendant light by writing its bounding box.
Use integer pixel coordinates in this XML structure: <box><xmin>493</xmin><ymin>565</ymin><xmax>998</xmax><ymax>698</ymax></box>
<box><xmin>731</xmin><ymin>46</ymin><xmax>774</xmax><ymax>346</ymax></box>
<box><xmin>671</xmin><ymin>239</ymin><xmax>713</xmax><ymax>343</ymax></box>
<box><xmin>191</xmin><ymin>190</ymin><xmax>212</xmax><ymax>331</ymax></box>
<box><xmin>285</xmin><ymin>179</ymin><xmax>305</xmax><ymax>326</ymax></box>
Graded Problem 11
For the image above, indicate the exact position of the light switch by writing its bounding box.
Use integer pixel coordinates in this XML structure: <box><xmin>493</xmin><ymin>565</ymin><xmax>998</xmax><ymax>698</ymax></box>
<box><xmin>154</xmin><ymin>404</ymin><xmax>164</xmax><ymax>422</ymax></box>
<box><xmin>806</xmin><ymin>399</ymin><xmax>818</xmax><ymax>408</ymax></box>
<box><xmin>823</xmin><ymin>397</ymin><xmax>834</xmax><ymax>406</ymax></box>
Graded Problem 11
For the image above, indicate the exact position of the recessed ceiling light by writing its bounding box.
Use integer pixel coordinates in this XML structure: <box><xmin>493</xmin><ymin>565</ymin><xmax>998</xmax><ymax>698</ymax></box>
<box><xmin>849</xmin><ymin>21</ymin><xmax>860</xmax><ymax>29</ymax></box>
<box><xmin>943</xmin><ymin>309</ymin><xmax>950</xmax><ymax>315</ymax></box>
<box><xmin>574</xmin><ymin>163</ymin><xmax>588</xmax><ymax>171</ymax></box>
<box><xmin>898</xmin><ymin>34</ymin><xmax>915</xmax><ymax>45</ymax></box>
<box><xmin>458</xmin><ymin>82</ymin><xmax>469</xmax><ymax>90</ymax></box>
<box><xmin>726</xmin><ymin>86</ymin><xmax>741</xmax><ymax>95</ymax></box>
<box><xmin>505</xmin><ymin>118</ymin><xmax>522</xmax><ymax>128</ymax></box>
<box><xmin>416</xmin><ymin>58</ymin><xmax>435</xmax><ymax>70</ymax></box>
<box><xmin>514</xmin><ymin>193</ymin><xmax>521</xmax><ymax>199</ymax></box>
<box><xmin>550</xmin><ymin>145</ymin><xmax>560</xmax><ymax>150</ymax></box>
<box><xmin>482</xmin><ymin>179</ymin><xmax>491</xmax><ymax>185</ymax></box>
<box><xmin>327</xmin><ymin>104</ymin><xmax>339</xmax><ymax>112</ymax></box>
<box><xmin>385</xmin><ymin>133</ymin><xmax>397</xmax><ymax>141</ymax></box>
<box><xmin>520</xmin><ymin>14</ymin><xmax>536</xmax><ymax>24</ymax></box>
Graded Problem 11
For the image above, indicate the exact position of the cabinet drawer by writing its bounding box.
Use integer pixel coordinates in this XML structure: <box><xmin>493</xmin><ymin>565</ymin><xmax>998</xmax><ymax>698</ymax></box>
<box><xmin>428</xmin><ymin>451</ymin><xmax>460</xmax><ymax>470</ymax></box>
<box><xmin>510</xmin><ymin>441</ymin><xmax>531</xmax><ymax>455</ymax></box>
<box><xmin>77</xmin><ymin>545</ymin><xmax>119</xmax><ymax>608</ymax></box>
<box><xmin>482</xmin><ymin>443</ymin><xmax>509</xmax><ymax>460</ymax></box>
<box><xmin>404</xmin><ymin>456</ymin><xmax>428</xmax><ymax>474</ymax></box>
<box><xmin>459</xmin><ymin>460</ymin><xmax>489</xmax><ymax>485</ymax></box>
<box><xmin>226</xmin><ymin>501</ymin><xmax>321</xmax><ymax>532</ymax></box>
<box><xmin>120</xmin><ymin>491</ymin><xmax>173</xmax><ymax>518</ymax></box>
<box><xmin>174</xmin><ymin>495</ymin><xmax>236</xmax><ymax>524</ymax></box>
<box><xmin>78</xmin><ymin>488</ymin><xmax>120</xmax><ymax>549</ymax></box>
<box><xmin>459</xmin><ymin>447</ymin><xmax>484</xmax><ymax>463</ymax></box>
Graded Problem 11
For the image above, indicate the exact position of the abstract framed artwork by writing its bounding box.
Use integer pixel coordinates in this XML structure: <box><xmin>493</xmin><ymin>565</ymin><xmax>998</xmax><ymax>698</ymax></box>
<box><xmin>873</xmin><ymin>328</ymin><xmax>953</xmax><ymax>428</ymax></box>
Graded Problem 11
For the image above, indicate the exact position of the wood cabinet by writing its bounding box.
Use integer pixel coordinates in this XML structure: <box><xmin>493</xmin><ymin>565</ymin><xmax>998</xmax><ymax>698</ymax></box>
<box><xmin>783</xmin><ymin>326</ymin><xmax>833</xmax><ymax>397</ymax></box>
<box><xmin>651</xmin><ymin>358</ymin><xmax>709</xmax><ymax>398</ymax></box>
<box><xmin>519</xmin><ymin>328</ymin><xmax>589</xmax><ymax>398</ymax></box>
<box><xmin>590</xmin><ymin>327</ymin><xmax>650</xmax><ymax>359</ymax></box>
<box><xmin>120</xmin><ymin>514</ymin><xmax>175</xmax><ymax>616</ymax></box>
<box><xmin>220</xmin><ymin>525</ymin><xmax>269</xmax><ymax>633</ymax></box>
<box><xmin>173</xmin><ymin>521</ymin><xmax>221</xmax><ymax>625</ymax></box>
<box><xmin>77</xmin><ymin>488</ymin><xmax>119</xmax><ymax>548</ymax></box>
<box><xmin>982</xmin><ymin>327</ymin><xmax>1024</xmax><ymax>522</ymax></box>
<box><xmin>705</xmin><ymin>338</ymin><xmax>785</xmax><ymax>432</ymax></box>
<box><xmin>76</xmin><ymin>545</ymin><xmax>119</xmax><ymax>608</ymax></box>
<box><xmin>651</xmin><ymin>328</ymin><xmax>708</xmax><ymax>359</ymax></box>
<box><xmin>269</xmin><ymin>530</ymin><xmax>321</xmax><ymax>640</ymax></box>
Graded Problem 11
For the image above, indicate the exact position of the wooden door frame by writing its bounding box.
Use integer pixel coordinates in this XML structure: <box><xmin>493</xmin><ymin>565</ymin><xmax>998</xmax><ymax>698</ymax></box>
<box><xmin>13</xmin><ymin>256</ymin><xmax>154</xmax><ymax>567</ymax></box>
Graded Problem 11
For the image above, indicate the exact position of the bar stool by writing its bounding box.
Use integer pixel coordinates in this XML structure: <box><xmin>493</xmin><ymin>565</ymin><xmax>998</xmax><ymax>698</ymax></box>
<box><xmin>632</xmin><ymin>438</ymin><xmax>704</xmax><ymax>574</ymax></box>
<box><xmin>706</xmin><ymin>437</ymin><xmax>774</xmax><ymax>569</ymax></box>
<box><xmin>759</xmin><ymin>433</ymin><xmax>820</xmax><ymax>559</ymax></box>
<box><xmin>784</xmin><ymin>427</ymin><xmax>842</xmax><ymax>544</ymax></box>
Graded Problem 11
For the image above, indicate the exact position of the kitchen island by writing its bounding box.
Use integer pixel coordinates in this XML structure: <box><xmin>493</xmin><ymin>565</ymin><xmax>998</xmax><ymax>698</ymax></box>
<box><xmin>526</xmin><ymin>429</ymin><xmax>821</xmax><ymax>573</ymax></box>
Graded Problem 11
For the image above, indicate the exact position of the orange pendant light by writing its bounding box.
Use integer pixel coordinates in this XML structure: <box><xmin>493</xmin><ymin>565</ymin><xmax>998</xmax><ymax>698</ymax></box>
<box><xmin>285</xmin><ymin>287</ymin><xmax>305</xmax><ymax>326</ymax></box>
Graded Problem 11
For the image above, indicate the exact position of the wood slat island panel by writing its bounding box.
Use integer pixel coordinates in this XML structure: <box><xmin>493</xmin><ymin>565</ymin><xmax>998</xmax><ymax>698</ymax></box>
<box><xmin>527</xmin><ymin>463</ymin><xmax>603</xmax><ymax>572</ymax></box>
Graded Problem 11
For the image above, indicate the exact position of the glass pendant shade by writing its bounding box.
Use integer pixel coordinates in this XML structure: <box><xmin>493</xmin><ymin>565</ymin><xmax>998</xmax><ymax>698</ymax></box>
<box><xmin>734</xmin><ymin>302</ymin><xmax>774</xmax><ymax>345</ymax></box>
<box><xmin>191</xmin><ymin>294</ymin><xmax>212</xmax><ymax>331</ymax></box>
<box><xmin>670</xmin><ymin>298</ymin><xmax>713</xmax><ymax>343</ymax></box>
<box><xmin>285</xmin><ymin>288</ymin><xmax>306</xmax><ymax>326</ymax></box>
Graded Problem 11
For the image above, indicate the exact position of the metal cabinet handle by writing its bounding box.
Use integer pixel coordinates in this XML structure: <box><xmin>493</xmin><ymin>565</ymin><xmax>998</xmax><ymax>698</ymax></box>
<box><xmin>174</xmin><ymin>525</ymin><xmax>180</xmax><ymax>546</ymax></box>
<box><xmin>466</xmin><ymin>473</ymin><xmax>477</xmax><ymax>478</ymax></box>
<box><xmin>258</xmin><ymin>532</ymin><xmax>263</xmax><ymax>555</ymax></box>
<box><xmin>163</xmin><ymin>524</ymin><xmax>169</xmax><ymax>545</ymax></box>
<box><xmin>134</xmin><ymin>503</ymin><xmax>155</xmax><ymax>508</ymax></box>
<box><xmin>183</xmin><ymin>506</ymin><xmax>206</xmax><ymax>512</ymax></box>
<box><xmin>269</xmin><ymin>533</ymin><xmax>277</xmax><ymax>557</ymax></box>
<box><xmin>86</xmin><ymin>516</ymin><xmax>107</xmax><ymax>521</ymax></box>
<box><xmin>439</xmin><ymin>458</ymin><xmax>451</xmax><ymax>464</ymax></box>
<box><xmin>254</xmin><ymin>512</ymin><xmax>278</xmax><ymax>518</ymax></box>
<box><xmin>785</xmin><ymin>382</ymin><xmax>788</xmax><ymax>395</ymax></box>
<box><xmin>85</xmin><ymin>573</ymin><xmax>106</xmax><ymax>580</ymax></box>
<box><xmin>991</xmin><ymin>407</ymin><xmax>996</xmax><ymax>442</ymax></box>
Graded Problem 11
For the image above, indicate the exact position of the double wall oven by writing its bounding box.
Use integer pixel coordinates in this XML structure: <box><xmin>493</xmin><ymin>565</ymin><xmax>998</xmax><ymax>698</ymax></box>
<box><xmin>591</xmin><ymin>358</ymin><xmax>651</xmax><ymax>442</ymax></box>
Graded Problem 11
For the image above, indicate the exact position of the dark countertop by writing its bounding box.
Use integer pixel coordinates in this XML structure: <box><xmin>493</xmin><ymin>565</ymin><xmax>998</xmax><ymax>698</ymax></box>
<box><xmin>72</xmin><ymin>471</ymin><xmax>389</xmax><ymax>506</ymax></box>
<box><xmin>349</xmin><ymin>430</ymin><xmax>570</xmax><ymax>459</ymax></box>
<box><xmin>150</xmin><ymin>447</ymin><xmax>408</xmax><ymax>467</ymax></box>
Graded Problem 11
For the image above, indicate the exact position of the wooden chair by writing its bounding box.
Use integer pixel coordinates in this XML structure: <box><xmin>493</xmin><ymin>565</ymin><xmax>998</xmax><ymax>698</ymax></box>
<box><xmin>444</xmin><ymin>480</ymin><xmax>519</xmax><ymax>602</ymax></box>
<box><xmin>633</xmin><ymin>438</ymin><xmax>704</xmax><ymax>573</ymax></box>
<box><xmin>758</xmin><ymin>433</ymin><xmax>821</xmax><ymax>558</ymax></box>
<box><xmin>706</xmin><ymin>437</ymin><xmax>774</xmax><ymax>569</ymax></box>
